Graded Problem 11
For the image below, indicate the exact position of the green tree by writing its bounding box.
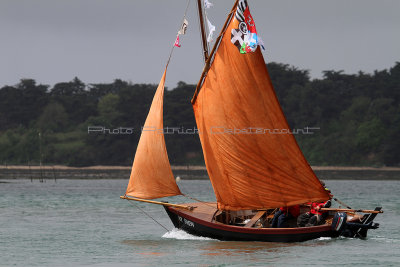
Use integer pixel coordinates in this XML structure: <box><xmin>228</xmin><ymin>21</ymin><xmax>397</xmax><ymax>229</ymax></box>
<box><xmin>37</xmin><ymin>102</ymin><xmax>69</xmax><ymax>133</ymax></box>
<box><xmin>50</xmin><ymin>77</ymin><xmax>96</xmax><ymax>124</ymax></box>
<box><xmin>97</xmin><ymin>93</ymin><xmax>121</xmax><ymax>125</ymax></box>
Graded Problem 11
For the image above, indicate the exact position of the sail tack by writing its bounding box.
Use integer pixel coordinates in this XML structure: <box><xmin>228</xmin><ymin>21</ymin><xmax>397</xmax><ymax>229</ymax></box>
<box><xmin>125</xmin><ymin>69</ymin><xmax>182</xmax><ymax>199</ymax></box>
<box><xmin>192</xmin><ymin>2</ymin><xmax>330</xmax><ymax>210</ymax></box>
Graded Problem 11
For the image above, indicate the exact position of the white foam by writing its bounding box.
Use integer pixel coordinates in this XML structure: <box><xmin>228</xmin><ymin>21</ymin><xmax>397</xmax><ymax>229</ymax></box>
<box><xmin>162</xmin><ymin>228</ymin><xmax>214</xmax><ymax>240</ymax></box>
<box><xmin>317</xmin><ymin>237</ymin><xmax>332</xmax><ymax>241</ymax></box>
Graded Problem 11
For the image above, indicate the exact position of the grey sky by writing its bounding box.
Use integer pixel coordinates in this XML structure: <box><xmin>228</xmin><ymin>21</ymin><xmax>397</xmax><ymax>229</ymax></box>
<box><xmin>1</xmin><ymin>0</ymin><xmax>399</xmax><ymax>89</ymax></box>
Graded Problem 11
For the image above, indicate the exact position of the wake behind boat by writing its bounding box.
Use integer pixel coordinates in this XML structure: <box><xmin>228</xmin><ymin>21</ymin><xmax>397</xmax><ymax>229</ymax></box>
<box><xmin>121</xmin><ymin>0</ymin><xmax>382</xmax><ymax>242</ymax></box>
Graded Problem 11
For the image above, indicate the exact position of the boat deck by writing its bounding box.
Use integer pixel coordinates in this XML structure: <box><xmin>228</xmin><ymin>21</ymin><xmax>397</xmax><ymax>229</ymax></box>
<box><xmin>165</xmin><ymin>203</ymin><xmax>338</xmax><ymax>242</ymax></box>
<box><xmin>179</xmin><ymin>202</ymin><xmax>218</xmax><ymax>222</ymax></box>
<box><xmin>176</xmin><ymin>202</ymin><xmax>321</xmax><ymax>229</ymax></box>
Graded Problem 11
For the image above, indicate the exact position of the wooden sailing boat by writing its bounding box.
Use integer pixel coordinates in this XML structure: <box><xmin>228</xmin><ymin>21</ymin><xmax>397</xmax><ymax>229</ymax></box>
<box><xmin>121</xmin><ymin>0</ymin><xmax>382</xmax><ymax>242</ymax></box>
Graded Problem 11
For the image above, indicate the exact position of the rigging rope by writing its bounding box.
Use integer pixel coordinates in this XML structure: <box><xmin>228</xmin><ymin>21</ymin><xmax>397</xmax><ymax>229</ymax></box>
<box><xmin>127</xmin><ymin>200</ymin><xmax>170</xmax><ymax>232</ymax></box>
<box><xmin>166</xmin><ymin>0</ymin><xmax>191</xmax><ymax>68</ymax></box>
<box><xmin>333</xmin><ymin>197</ymin><xmax>352</xmax><ymax>209</ymax></box>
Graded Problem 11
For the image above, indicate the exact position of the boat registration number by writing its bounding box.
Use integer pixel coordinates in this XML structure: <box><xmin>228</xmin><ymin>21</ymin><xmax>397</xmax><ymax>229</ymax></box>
<box><xmin>178</xmin><ymin>216</ymin><xmax>194</xmax><ymax>228</ymax></box>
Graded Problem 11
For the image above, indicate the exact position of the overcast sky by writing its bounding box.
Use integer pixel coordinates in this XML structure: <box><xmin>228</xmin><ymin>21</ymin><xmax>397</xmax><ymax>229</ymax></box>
<box><xmin>1</xmin><ymin>0</ymin><xmax>399</xmax><ymax>89</ymax></box>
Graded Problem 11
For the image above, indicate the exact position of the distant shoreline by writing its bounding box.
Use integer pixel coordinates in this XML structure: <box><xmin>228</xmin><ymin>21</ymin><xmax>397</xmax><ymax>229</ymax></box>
<box><xmin>1</xmin><ymin>165</ymin><xmax>399</xmax><ymax>180</ymax></box>
<box><xmin>1</xmin><ymin>165</ymin><xmax>400</xmax><ymax>171</ymax></box>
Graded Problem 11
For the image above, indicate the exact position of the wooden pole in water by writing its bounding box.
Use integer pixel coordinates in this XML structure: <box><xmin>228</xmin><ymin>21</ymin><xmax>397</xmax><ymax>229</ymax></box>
<box><xmin>39</xmin><ymin>132</ymin><xmax>43</xmax><ymax>183</ymax></box>
<box><xmin>321</xmin><ymin>208</ymin><xmax>383</xmax><ymax>214</ymax></box>
<box><xmin>120</xmin><ymin>196</ymin><xmax>196</xmax><ymax>211</ymax></box>
<box><xmin>52</xmin><ymin>166</ymin><xmax>57</xmax><ymax>182</ymax></box>
<box><xmin>28</xmin><ymin>160</ymin><xmax>33</xmax><ymax>182</ymax></box>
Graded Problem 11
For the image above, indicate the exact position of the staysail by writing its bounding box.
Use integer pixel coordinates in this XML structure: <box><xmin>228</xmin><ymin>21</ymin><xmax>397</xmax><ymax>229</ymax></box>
<box><xmin>192</xmin><ymin>0</ymin><xmax>330</xmax><ymax>211</ymax></box>
<box><xmin>125</xmin><ymin>69</ymin><xmax>182</xmax><ymax>199</ymax></box>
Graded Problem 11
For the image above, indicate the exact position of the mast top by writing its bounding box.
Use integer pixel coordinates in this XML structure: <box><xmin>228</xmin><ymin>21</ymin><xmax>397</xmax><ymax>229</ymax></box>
<box><xmin>197</xmin><ymin>0</ymin><xmax>209</xmax><ymax>62</ymax></box>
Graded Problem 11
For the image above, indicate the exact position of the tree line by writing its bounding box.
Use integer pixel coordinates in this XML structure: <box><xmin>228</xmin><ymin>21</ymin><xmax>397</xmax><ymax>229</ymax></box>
<box><xmin>0</xmin><ymin>62</ymin><xmax>399</xmax><ymax>167</ymax></box>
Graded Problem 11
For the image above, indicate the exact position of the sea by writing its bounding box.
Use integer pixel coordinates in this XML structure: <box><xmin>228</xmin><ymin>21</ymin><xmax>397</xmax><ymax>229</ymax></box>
<box><xmin>1</xmin><ymin>178</ymin><xmax>399</xmax><ymax>266</ymax></box>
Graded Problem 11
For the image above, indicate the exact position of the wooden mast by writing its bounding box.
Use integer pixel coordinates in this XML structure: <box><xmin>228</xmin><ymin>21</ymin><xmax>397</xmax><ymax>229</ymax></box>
<box><xmin>191</xmin><ymin>0</ymin><xmax>238</xmax><ymax>104</ymax></box>
<box><xmin>197</xmin><ymin>0</ymin><xmax>209</xmax><ymax>62</ymax></box>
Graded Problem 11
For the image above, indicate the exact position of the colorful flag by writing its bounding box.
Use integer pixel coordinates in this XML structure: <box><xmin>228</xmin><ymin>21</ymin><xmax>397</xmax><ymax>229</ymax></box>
<box><xmin>178</xmin><ymin>18</ymin><xmax>188</xmax><ymax>35</ymax></box>
<box><xmin>231</xmin><ymin>0</ymin><xmax>263</xmax><ymax>54</ymax></box>
<box><xmin>174</xmin><ymin>35</ymin><xmax>181</xmax><ymax>47</ymax></box>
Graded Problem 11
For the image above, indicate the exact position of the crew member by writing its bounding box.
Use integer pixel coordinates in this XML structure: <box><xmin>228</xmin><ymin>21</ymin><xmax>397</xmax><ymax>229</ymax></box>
<box><xmin>272</xmin><ymin>205</ymin><xmax>300</xmax><ymax>228</ymax></box>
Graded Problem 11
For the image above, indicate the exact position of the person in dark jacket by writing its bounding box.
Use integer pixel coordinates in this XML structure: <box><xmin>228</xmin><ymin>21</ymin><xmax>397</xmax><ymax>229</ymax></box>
<box><xmin>272</xmin><ymin>205</ymin><xmax>300</xmax><ymax>228</ymax></box>
<box><xmin>306</xmin><ymin>200</ymin><xmax>331</xmax><ymax>226</ymax></box>
<box><xmin>297</xmin><ymin>200</ymin><xmax>331</xmax><ymax>227</ymax></box>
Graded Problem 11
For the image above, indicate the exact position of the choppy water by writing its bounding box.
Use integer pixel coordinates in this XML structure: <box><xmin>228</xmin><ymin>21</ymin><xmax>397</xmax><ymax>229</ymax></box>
<box><xmin>1</xmin><ymin>179</ymin><xmax>399</xmax><ymax>266</ymax></box>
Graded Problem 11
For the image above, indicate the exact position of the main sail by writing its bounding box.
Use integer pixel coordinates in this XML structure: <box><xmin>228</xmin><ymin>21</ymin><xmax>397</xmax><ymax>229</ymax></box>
<box><xmin>192</xmin><ymin>0</ymin><xmax>330</xmax><ymax>211</ymax></box>
<box><xmin>125</xmin><ymin>68</ymin><xmax>182</xmax><ymax>199</ymax></box>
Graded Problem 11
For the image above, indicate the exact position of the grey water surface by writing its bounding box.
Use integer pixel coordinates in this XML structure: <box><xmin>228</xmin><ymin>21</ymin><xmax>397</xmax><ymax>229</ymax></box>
<box><xmin>1</xmin><ymin>179</ymin><xmax>399</xmax><ymax>266</ymax></box>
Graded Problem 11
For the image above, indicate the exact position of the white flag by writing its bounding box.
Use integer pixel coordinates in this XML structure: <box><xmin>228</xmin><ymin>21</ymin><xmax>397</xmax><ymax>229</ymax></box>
<box><xmin>204</xmin><ymin>0</ymin><xmax>213</xmax><ymax>9</ymax></box>
<box><xmin>178</xmin><ymin>18</ymin><xmax>188</xmax><ymax>35</ymax></box>
<box><xmin>206</xmin><ymin>18</ymin><xmax>216</xmax><ymax>42</ymax></box>
<box><xmin>258</xmin><ymin>36</ymin><xmax>266</xmax><ymax>50</ymax></box>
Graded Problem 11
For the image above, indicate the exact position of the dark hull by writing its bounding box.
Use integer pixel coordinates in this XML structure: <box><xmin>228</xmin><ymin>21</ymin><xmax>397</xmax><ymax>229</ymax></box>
<box><xmin>164</xmin><ymin>204</ymin><xmax>339</xmax><ymax>242</ymax></box>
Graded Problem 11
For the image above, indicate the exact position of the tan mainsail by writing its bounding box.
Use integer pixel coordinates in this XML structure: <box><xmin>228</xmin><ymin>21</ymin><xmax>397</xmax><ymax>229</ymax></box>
<box><xmin>192</xmin><ymin>4</ymin><xmax>330</xmax><ymax>210</ymax></box>
<box><xmin>125</xmin><ymin>69</ymin><xmax>182</xmax><ymax>199</ymax></box>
